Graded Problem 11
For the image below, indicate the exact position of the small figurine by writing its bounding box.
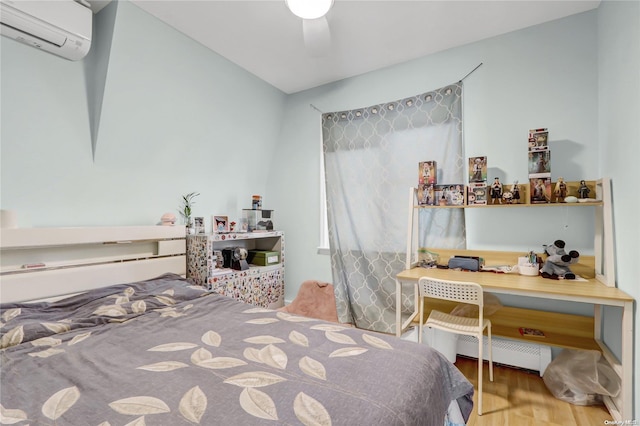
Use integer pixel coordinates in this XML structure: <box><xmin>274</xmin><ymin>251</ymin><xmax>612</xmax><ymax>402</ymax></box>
<box><xmin>422</xmin><ymin>162</ymin><xmax>431</xmax><ymax>184</ymax></box>
<box><xmin>540</xmin><ymin>240</ymin><xmax>580</xmax><ymax>280</ymax></box>
<box><xmin>578</xmin><ymin>180</ymin><xmax>590</xmax><ymax>199</ymax></box>
<box><xmin>511</xmin><ymin>180</ymin><xmax>521</xmax><ymax>204</ymax></box>
<box><xmin>532</xmin><ymin>179</ymin><xmax>548</xmax><ymax>203</ymax></box>
<box><xmin>490</xmin><ymin>177</ymin><xmax>502</xmax><ymax>204</ymax></box>
<box><xmin>554</xmin><ymin>177</ymin><xmax>567</xmax><ymax>203</ymax></box>
<box><xmin>502</xmin><ymin>191</ymin><xmax>513</xmax><ymax>204</ymax></box>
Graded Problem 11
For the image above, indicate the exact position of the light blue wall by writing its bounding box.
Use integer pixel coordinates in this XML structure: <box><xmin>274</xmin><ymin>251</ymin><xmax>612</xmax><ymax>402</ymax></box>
<box><xmin>1</xmin><ymin>1</ymin><xmax>638</xmax><ymax>414</ymax></box>
<box><xmin>275</xmin><ymin>11</ymin><xmax>601</xmax><ymax>302</ymax></box>
<box><xmin>271</xmin><ymin>6</ymin><xmax>638</xmax><ymax>414</ymax></box>
<box><xmin>598</xmin><ymin>0</ymin><xmax>640</xmax><ymax>418</ymax></box>
<box><xmin>1</xmin><ymin>1</ymin><xmax>286</xmax><ymax>229</ymax></box>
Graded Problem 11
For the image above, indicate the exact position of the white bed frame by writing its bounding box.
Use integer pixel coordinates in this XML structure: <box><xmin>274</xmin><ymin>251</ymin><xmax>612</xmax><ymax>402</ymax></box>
<box><xmin>0</xmin><ymin>226</ymin><xmax>186</xmax><ymax>303</ymax></box>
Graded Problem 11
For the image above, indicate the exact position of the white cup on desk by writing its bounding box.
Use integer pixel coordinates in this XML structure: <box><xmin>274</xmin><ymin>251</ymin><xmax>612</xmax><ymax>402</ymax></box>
<box><xmin>518</xmin><ymin>263</ymin><xmax>539</xmax><ymax>276</ymax></box>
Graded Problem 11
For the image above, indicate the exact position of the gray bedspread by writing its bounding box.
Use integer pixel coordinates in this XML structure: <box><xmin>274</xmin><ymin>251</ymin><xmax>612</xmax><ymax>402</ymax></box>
<box><xmin>1</xmin><ymin>273</ymin><xmax>473</xmax><ymax>425</ymax></box>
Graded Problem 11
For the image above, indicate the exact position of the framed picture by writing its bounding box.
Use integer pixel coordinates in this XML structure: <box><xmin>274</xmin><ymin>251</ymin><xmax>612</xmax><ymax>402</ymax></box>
<box><xmin>212</xmin><ymin>215</ymin><xmax>229</xmax><ymax>233</ymax></box>
<box><xmin>194</xmin><ymin>217</ymin><xmax>205</xmax><ymax>234</ymax></box>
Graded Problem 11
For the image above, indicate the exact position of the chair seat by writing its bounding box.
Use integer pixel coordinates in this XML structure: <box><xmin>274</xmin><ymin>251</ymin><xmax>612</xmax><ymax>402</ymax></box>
<box><xmin>418</xmin><ymin>278</ymin><xmax>493</xmax><ymax>416</ymax></box>
<box><xmin>426</xmin><ymin>310</ymin><xmax>491</xmax><ymax>336</ymax></box>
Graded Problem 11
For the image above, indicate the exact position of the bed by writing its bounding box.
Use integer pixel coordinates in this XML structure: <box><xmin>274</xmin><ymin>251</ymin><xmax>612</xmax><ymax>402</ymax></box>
<box><xmin>0</xmin><ymin>226</ymin><xmax>473</xmax><ymax>425</ymax></box>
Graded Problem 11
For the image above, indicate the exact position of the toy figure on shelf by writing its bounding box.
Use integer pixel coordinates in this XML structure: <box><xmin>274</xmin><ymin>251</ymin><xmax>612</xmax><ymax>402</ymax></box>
<box><xmin>540</xmin><ymin>240</ymin><xmax>580</xmax><ymax>280</ymax></box>
<box><xmin>422</xmin><ymin>163</ymin><xmax>431</xmax><ymax>184</ymax></box>
<box><xmin>490</xmin><ymin>177</ymin><xmax>502</xmax><ymax>204</ymax></box>
<box><xmin>511</xmin><ymin>180</ymin><xmax>521</xmax><ymax>204</ymax></box>
<box><xmin>554</xmin><ymin>177</ymin><xmax>567</xmax><ymax>203</ymax></box>
<box><xmin>578</xmin><ymin>180</ymin><xmax>591</xmax><ymax>199</ymax></box>
<box><xmin>531</xmin><ymin>179</ymin><xmax>549</xmax><ymax>203</ymax></box>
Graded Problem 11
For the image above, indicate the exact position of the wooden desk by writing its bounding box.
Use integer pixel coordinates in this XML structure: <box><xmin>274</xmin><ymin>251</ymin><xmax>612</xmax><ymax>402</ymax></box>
<box><xmin>395</xmin><ymin>266</ymin><xmax>634</xmax><ymax>421</ymax></box>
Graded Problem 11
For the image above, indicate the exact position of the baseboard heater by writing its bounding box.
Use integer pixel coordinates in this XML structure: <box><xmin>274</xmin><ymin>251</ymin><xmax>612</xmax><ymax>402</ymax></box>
<box><xmin>456</xmin><ymin>335</ymin><xmax>552</xmax><ymax>377</ymax></box>
<box><xmin>401</xmin><ymin>327</ymin><xmax>552</xmax><ymax>376</ymax></box>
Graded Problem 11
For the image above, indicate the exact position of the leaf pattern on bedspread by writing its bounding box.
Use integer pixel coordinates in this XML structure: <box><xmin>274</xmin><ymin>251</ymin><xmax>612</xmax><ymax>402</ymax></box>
<box><xmin>200</xmin><ymin>330</ymin><xmax>221</xmax><ymax>347</ymax></box>
<box><xmin>239</xmin><ymin>387</ymin><xmax>278</xmax><ymax>420</ymax></box>
<box><xmin>299</xmin><ymin>356</ymin><xmax>327</xmax><ymax>380</ymax></box>
<box><xmin>179</xmin><ymin>386</ymin><xmax>207</xmax><ymax>424</ymax></box>
<box><xmin>2</xmin><ymin>308</ymin><xmax>21</xmax><ymax>322</ymax></box>
<box><xmin>0</xmin><ymin>274</ymin><xmax>475</xmax><ymax>425</ymax></box>
<box><xmin>109</xmin><ymin>396</ymin><xmax>171</xmax><ymax>415</ymax></box>
<box><xmin>0</xmin><ymin>404</ymin><xmax>28</xmax><ymax>424</ymax></box>
<box><xmin>289</xmin><ymin>330</ymin><xmax>309</xmax><ymax>347</ymax></box>
<box><xmin>0</xmin><ymin>273</ymin><xmax>208</xmax><ymax>348</ymax></box>
<box><xmin>42</xmin><ymin>386</ymin><xmax>80</xmax><ymax>420</ymax></box>
<box><xmin>0</xmin><ymin>326</ymin><xmax>23</xmax><ymax>349</ymax></box>
<box><xmin>294</xmin><ymin>392</ymin><xmax>332</xmax><ymax>426</ymax></box>
<box><xmin>362</xmin><ymin>333</ymin><xmax>393</xmax><ymax>350</ymax></box>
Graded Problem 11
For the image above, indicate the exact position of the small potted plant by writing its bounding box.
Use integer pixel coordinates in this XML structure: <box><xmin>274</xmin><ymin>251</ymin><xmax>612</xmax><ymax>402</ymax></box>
<box><xmin>179</xmin><ymin>192</ymin><xmax>199</xmax><ymax>233</ymax></box>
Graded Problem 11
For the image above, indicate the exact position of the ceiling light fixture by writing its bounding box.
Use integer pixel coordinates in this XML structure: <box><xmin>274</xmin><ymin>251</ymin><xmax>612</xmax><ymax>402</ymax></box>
<box><xmin>286</xmin><ymin>0</ymin><xmax>334</xmax><ymax>20</ymax></box>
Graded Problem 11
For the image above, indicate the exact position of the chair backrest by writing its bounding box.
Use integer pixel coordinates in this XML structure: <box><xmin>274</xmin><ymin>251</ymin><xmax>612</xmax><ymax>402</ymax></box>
<box><xmin>418</xmin><ymin>277</ymin><xmax>484</xmax><ymax>307</ymax></box>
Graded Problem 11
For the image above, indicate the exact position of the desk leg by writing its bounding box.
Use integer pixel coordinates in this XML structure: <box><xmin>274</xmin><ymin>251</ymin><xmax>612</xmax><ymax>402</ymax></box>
<box><xmin>598</xmin><ymin>301</ymin><xmax>634</xmax><ymax>421</ymax></box>
<box><xmin>621</xmin><ymin>301</ymin><xmax>632</xmax><ymax>420</ymax></box>
<box><xmin>396</xmin><ymin>279</ymin><xmax>402</xmax><ymax>337</ymax></box>
<box><xmin>396</xmin><ymin>279</ymin><xmax>420</xmax><ymax>337</ymax></box>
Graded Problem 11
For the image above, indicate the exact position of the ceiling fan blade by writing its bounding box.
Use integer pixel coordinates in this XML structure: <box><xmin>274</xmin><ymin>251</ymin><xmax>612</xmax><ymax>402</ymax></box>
<box><xmin>302</xmin><ymin>16</ymin><xmax>331</xmax><ymax>57</ymax></box>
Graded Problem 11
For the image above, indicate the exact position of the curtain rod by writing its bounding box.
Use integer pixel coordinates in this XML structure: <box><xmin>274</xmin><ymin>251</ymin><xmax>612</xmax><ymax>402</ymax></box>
<box><xmin>311</xmin><ymin>63</ymin><xmax>482</xmax><ymax>112</ymax></box>
<box><xmin>459</xmin><ymin>62</ymin><xmax>483</xmax><ymax>82</ymax></box>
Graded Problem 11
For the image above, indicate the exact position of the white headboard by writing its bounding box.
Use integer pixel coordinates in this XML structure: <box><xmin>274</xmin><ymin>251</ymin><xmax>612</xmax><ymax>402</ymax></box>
<box><xmin>0</xmin><ymin>226</ymin><xmax>186</xmax><ymax>303</ymax></box>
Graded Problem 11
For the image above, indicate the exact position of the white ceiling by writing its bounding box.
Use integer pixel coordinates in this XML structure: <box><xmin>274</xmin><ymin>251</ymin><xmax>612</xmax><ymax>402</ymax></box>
<box><xmin>90</xmin><ymin>1</ymin><xmax>601</xmax><ymax>94</ymax></box>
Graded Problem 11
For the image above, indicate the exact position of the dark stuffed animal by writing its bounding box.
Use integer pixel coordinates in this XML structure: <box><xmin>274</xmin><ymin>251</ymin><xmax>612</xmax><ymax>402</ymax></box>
<box><xmin>541</xmin><ymin>240</ymin><xmax>580</xmax><ymax>280</ymax></box>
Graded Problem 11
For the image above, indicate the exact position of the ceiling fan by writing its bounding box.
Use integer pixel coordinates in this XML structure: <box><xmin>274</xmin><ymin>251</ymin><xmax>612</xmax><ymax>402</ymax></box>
<box><xmin>285</xmin><ymin>0</ymin><xmax>334</xmax><ymax>57</ymax></box>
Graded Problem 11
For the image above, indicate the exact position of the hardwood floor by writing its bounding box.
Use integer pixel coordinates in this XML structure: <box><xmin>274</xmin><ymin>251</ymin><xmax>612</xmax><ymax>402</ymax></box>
<box><xmin>454</xmin><ymin>356</ymin><xmax>612</xmax><ymax>426</ymax></box>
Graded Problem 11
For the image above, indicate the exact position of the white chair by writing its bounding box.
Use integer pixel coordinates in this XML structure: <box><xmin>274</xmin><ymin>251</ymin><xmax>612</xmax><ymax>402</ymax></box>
<box><xmin>418</xmin><ymin>277</ymin><xmax>493</xmax><ymax>416</ymax></box>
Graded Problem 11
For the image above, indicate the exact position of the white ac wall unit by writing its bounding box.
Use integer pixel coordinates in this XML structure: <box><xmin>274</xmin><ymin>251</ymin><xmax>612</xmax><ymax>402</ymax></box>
<box><xmin>0</xmin><ymin>0</ymin><xmax>92</xmax><ymax>61</ymax></box>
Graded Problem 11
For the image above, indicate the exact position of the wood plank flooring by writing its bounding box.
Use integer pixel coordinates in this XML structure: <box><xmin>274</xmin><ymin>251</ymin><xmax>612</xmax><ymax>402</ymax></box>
<box><xmin>454</xmin><ymin>356</ymin><xmax>612</xmax><ymax>426</ymax></box>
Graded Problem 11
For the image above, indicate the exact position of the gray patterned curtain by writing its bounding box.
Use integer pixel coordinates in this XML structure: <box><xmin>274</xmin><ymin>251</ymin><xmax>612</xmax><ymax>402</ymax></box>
<box><xmin>322</xmin><ymin>83</ymin><xmax>465</xmax><ymax>333</ymax></box>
